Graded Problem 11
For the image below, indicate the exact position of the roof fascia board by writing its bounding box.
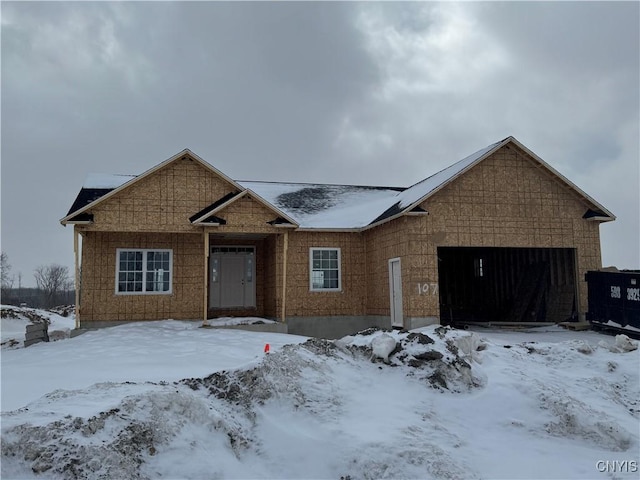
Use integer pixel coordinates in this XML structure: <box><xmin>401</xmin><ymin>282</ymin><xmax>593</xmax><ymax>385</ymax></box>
<box><xmin>360</xmin><ymin>211</ymin><xmax>407</xmax><ymax>232</ymax></box>
<box><xmin>296</xmin><ymin>227</ymin><xmax>361</xmax><ymax>233</ymax></box>
<box><xmin>243</xmin><ymin>189</ymin><xmax>300</xmax><ymax>227</ymax></box>
<box><xmin>60</xmin><ymin>149</ymin><xmax>246</xmax><ymax>224</ymax></box>
<box><xmin>272</xmin><ymin>224</ymin><xmax>297</xmax><ymax>228</ymax></box>
<box><xmin>195</xmin><ymin>188</ymin><xmax>300</xmax><ymax>227</ymax></box>
<box><xmin>361</xmin><ymin>140</ymin><xmax>508</xmax><ymax>232</ymax></box>
<box><xmin>192</xmin><ymin>191</ymin><xmax>249</xmax><ymax>224</ymax></box>
<box><xmin>395</xmin><ymin>137</ymin><xmax>512</xmax><ymax>218</ymax></box>
<box><xmin>507</xmin><ymin>137</ymin><xmax>616</xmax><ymax>221</ymax></box>
<box><xmin>364</xmin><ymin>136</ymin><xmax>616</xmax><ymax>229</ymax></box>
<box><xmin>193</xmin><ymin>222</ymin><xmax>221</xmax><ymax>227</ymax></box>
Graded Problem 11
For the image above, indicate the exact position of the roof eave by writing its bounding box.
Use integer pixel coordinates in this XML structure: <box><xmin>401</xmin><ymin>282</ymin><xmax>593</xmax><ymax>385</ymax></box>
<box><xmin>244</xmin><ymin>189</ymin><xmax>300</xmax><ymax>227</ymax></box>
<box><xmin>585</xmin><ymin>216</ymin><xmax>616</xmax><ymax>222</ymax></box>
<box><xmin>191</xmin><ymin>191</ymin><xmax>247</xmax><ymax>224</ymax></box>
<box><xmin>296</xmin><ymin>227</ymin><xmax>363</xmax><ymax>233</ymax></box>
<box><xmin>272</xmin><ymin>223</ymin><xmax>298</xmax><ymax>229</ymax></box>
<box><xmin>63</xmin><ymin>149</ymin><xmax>247</xmax><ymax>223</ymax></box>
<box><xmin>361</xmin><ymin>211</ymin><xmax>407</xmax><ymax>232</ymax></box>
<box><xmin>396</xmin><ymin>137</ymin><xmax>513</xmax><ymax>219</ymax></box>
<box><xmin>507</xmin><ymin>137</ymin><xmax>616</xmax><ymax>220</ymax></box>
<box><xmin>193</xmin><ymin>222</ymin><xmax>221</xmax><ymax>227</ymax></box>
<box><xmin>63</xmin><ymin>220</ymin><xmax>93</xmax><ymax>225</ymax></box>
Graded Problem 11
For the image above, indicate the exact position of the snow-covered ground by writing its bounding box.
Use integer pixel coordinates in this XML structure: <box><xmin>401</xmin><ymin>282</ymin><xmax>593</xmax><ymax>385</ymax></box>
<box><xmin>1</xmin><ymin>309</ymin><xmax>639</xmax><ymax>479</ymax></box>
<box><xmin>1</xmin><ymin>305</ymin><xmax>76</xmax><ymax>348</ymax></box>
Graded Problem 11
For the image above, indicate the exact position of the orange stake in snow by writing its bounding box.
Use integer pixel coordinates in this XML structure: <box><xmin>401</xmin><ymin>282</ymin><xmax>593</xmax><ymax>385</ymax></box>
<box><xmin>264</xmin><ymin>343</ymin><xmax>270</xmax><ymax>354</ymax></box>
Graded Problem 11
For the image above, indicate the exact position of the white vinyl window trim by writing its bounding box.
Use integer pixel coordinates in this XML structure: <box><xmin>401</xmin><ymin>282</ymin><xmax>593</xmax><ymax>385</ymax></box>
<box><xmin>309</xmin><ymin>247</ymin><xmax>342</xmax><ymax>292</ymax></box>
<box><xmin>115</xmin><ymin>248</ymin><xmax>173</xmax><ymax>295</ymax></box>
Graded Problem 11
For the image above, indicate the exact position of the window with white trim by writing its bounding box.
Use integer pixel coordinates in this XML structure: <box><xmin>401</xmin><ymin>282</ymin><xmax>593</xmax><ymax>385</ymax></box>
<box><xmin>310</xmin><ymin>248</ymin><xmax>341</xmax><ymax>291</ymax></box>
<box><xmin>116</xmin><ymin>249</ymin><xmax>173</xmax><ymax>294</ymax></box>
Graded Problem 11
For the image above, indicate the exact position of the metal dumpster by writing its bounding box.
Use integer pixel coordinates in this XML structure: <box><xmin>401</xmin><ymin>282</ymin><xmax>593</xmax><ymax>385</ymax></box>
<box><xmin>585</xmin><ymin>270</ymin><xmax>640</xmax><ymax>334</ymax></box>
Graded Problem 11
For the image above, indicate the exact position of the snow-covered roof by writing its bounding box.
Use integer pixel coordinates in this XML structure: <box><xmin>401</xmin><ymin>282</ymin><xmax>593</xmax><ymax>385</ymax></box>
<box><xmin>396</xmin><ymin>140</ymin><xmax>504</xmax><ymax>210</ymax></box>
<box><xmin>240</xmin><ymin>182</ymin><xmax>402</xmax><ymax>229</ymax></box>
<box><xmin>62</xmin><ymin>137</ymin><xmax>615</xmax><ymax>227</ymax></box>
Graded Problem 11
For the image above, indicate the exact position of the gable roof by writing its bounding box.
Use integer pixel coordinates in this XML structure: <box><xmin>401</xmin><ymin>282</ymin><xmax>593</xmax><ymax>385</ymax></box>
<box><xmin>61</xmin><ymin>137</ymin><xmax>615</xmax><ymax>228</ymax></box>
<box><xmin>189</xmin><ymin>189</ymin><xmax>300</xmax><ymax>227</ymax></box>
<box><xmin>60</xmin><ymin>149</ymin><xmax>244</xmax><ymax>224</ymax></box>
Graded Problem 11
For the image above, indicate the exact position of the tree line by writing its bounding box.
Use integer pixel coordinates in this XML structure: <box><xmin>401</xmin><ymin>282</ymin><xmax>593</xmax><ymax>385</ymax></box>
<box><xmin>1</xmin><ymin>252</ymin><xmax>74</xmax><ymax>309</ymax></box>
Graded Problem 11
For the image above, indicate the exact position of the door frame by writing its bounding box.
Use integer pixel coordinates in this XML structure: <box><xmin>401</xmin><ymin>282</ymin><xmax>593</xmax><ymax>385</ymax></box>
<box><xmin>388</xmin><ymin>257</ymin><xmax>403</xmax><ymax>327</ymax></box>
<box><xmin>209</xmin><ymin>245</ymin><xmax>256</xmax><ymax>309</ymax></box>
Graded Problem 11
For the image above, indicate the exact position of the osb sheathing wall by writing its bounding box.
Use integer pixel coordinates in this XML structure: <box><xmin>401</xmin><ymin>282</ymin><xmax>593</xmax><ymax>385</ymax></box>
<box><xmin>263</xmin><ymin>235</ymin><xmax>281</xmax><ymax>318</ymax></box>
<box><xmin>403</xmin><ymin>143</ymin><xmax>602</xmax><ymax>320</ymax></box>
<box><xmin>214</xmin><ymin>196</ymin><xmax>287</xmax><ymax>234</ymax></box>
<box><xmin>363</xmin><ymin>220</ymin><xmax>411</xmax><ymax>316</ymax></box>
<box><xmin>80</xmin><ymin>232</ymin><xmax>203</xmax><ymax>322</ymax></box>
<box><xmin>87</xmin><ymin>157</ymin><xmax>236</xmax><ymax>232</ymax></box>
<box><xmin>284</xmin><ymin>232</ymin><xmax>367</xmax><ymax>317</ymax></box>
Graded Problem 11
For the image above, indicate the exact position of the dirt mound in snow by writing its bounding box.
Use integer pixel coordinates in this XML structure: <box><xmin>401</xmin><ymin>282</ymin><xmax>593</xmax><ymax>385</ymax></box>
<box><xmin>339</xmin><ymin>325</ymin><xmax>487</xmax><ymax>391</ymax></box>
<box><xmin>2</xmin><ymin>388</ymin><xmax>252</xmax><ymax>479</ymax></box>
<box><xmin>1</xmin><ymin>305</ymin><xmax>51</xmax><ymax>324</ymax></box>
<box><xmin>182</xmin><ymin>327</ymin><xmax>485</xmax><ymax>409</ymax></box>
<box><xmin>1</xmin><ymin>327</ymin><xmax>486</xmax><ymax>479</ymax></box>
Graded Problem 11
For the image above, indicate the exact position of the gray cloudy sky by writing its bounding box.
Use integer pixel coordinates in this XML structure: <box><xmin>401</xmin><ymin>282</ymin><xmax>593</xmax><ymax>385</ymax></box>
<box><xmin>2</xmin><ymin>1</ymin><xmax>638</xmax><ymax>287</ymax></box>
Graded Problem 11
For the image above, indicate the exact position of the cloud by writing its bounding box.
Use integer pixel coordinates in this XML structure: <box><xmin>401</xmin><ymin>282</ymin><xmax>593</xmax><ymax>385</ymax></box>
<box><xmin>1</xmin><ymin>1</ymin><xmax>638</xmax><ymax>285</ymax></box>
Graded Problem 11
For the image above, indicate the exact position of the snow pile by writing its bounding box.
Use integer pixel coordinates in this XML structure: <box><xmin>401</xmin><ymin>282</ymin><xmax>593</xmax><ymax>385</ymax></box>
<box><xmin>1</xmin><ymin>305</ymin><xmax>75</xmax><ymax>348</ymax></box>
<box><xmin>341</xmin><ymin>325</ymin><xmax>486</xmax><ymax>391</ymax></box>
<box><xmin>598</xmin><ymin>334</ymin><xmax>639</xmax><ymax>353</ymax></box>
<box><xmin>0</xmin><ymin>327</ymin><xmax>486</xmax><ymax>478</ymax></box>
<box><xmin>1</xmin><ymin>319</ymin><xmax>639</xmax><ymax>479</ymax></box>
<box><xmin>370</xmin><ymin>332</ymin><xmax>396</xmax><ymax>362</ymax></box>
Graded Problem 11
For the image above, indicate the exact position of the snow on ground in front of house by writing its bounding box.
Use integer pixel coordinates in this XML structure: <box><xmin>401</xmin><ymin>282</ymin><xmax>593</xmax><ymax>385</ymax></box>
<box><xmin>1</xmin><ymin>315</ymin><xmax>639</xmax><ymax>480</ymax></box>
<box><xmin>1</xmin><ymin>305</ymin><xmax>76</xmax><ymax>348</ymax></box>
<box><xmin>206</xmin><ymin>316</ymin><xmax>276</xmax><ymax>326</ymax></box>
<box><xmin>0</xmin><ymin>319</ymin><xmax>306</xmax><ymax>412</ymax></box>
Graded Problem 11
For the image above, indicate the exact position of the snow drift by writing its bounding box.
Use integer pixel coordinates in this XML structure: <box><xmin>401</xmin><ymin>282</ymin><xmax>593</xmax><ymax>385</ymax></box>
<box><xmin>1</xmin><ymin>323</ymin><xmax>638</xmax><ymax>479</ymax></box>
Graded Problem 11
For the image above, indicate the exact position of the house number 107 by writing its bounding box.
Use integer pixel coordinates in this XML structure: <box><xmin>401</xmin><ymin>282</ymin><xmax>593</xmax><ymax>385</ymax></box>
<box><xmin>417</xmin><ymin>283</ymin><xmax>439</xmax><ymax>295</ymax></box>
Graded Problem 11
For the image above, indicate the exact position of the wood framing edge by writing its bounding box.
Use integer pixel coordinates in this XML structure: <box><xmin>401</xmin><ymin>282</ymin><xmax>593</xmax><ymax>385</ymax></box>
<box><xmin>60</xmin><ymin>149</ymin><xmax>246</xmax><ymax>224</ymax></box>
<box><xmin>509</xmin><ymin>137</ymin><xmax>616</xmax><ymax>222</ymax></box>
<box><xmin>203</xmin><ymin>231</ymin><xmax>210</xmax><ymax>325</ymax></box>
<box><xmin>281</xmin><ymin>231</ymin><xmax>289</xmax><ymax>323</ymax></box>
<box><xmin>191</xmin><ymin>191</ymin><xmax>249</xmax><ymax>224</ymax></box>
<box><xmin>73</xmin><ymin>227</ymin><xmax>81</xmax><ymax>329</ymax></box>
<box><xmin>361</xmin><ymin>135</ymin><xmax>616</xmax><ymax>232</ymax></box>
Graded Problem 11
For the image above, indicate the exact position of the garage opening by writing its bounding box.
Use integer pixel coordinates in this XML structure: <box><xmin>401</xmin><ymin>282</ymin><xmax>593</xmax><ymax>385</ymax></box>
<box><xmin>437</xmin><ymin>247</ymin><xmax>577</xmax><ymax>325</ymax></box>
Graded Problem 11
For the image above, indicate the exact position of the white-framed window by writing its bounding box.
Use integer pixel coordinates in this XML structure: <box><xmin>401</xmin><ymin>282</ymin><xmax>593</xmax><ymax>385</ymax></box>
<box><xmin>116</xmin><ymin>249</ymin><xmax>173</xmax><ymax>295</ymax></box>
<box><xmin>309</xmin><ymin>247</ymin><xmax>341</xmax><ymax>291</ymax></box>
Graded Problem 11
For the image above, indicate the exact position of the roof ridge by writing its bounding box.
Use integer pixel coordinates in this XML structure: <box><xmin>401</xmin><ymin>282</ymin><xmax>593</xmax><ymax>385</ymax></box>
<box><xmin>239</xmin><ymin>179</ymin><xmax>405</xmax><ymax>191</ymax></box>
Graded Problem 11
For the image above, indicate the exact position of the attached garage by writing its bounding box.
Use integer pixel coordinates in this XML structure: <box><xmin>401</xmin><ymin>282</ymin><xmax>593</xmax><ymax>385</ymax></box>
<box><xmin>437</xmin><ymin>247</ymin><xmax>577</xmax><ymax>325</ymax></box>
<box><xmin>393</xmin><ymin>137</ymin><xmax>615</xmax><ymax>331</ymax></box>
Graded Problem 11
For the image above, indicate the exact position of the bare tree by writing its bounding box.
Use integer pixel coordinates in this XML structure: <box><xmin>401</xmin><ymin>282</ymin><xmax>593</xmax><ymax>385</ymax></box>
<box><xmin>34</xmin><ymin>264</ymin><xmax>70</xmax><ymax>308</ymax></box>
<box><xmin>1</xmin><ymin>252</ymin><xmax>11</xmax><ymax>288</ymax></box>
<box><xmin>1</xmin><ymin>252</ymin><xmax>15</xmax><ymax>303</ymax></box>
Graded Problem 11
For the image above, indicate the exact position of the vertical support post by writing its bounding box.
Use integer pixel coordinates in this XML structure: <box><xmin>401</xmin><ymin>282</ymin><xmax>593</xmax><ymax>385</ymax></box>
<box><xmin>73</xmin><ymin>227</ymin><xmax>81</xmax><ymax>330</ymax></box>
<box><xmin>281</xmin><ymin>231</ymin><xmax>289</xmax><ymax>323</ymax></box>
<box><xmin>203</xmin><ymin>230</ymin><xmax>210</xmax><ymax>325</ymax></box>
